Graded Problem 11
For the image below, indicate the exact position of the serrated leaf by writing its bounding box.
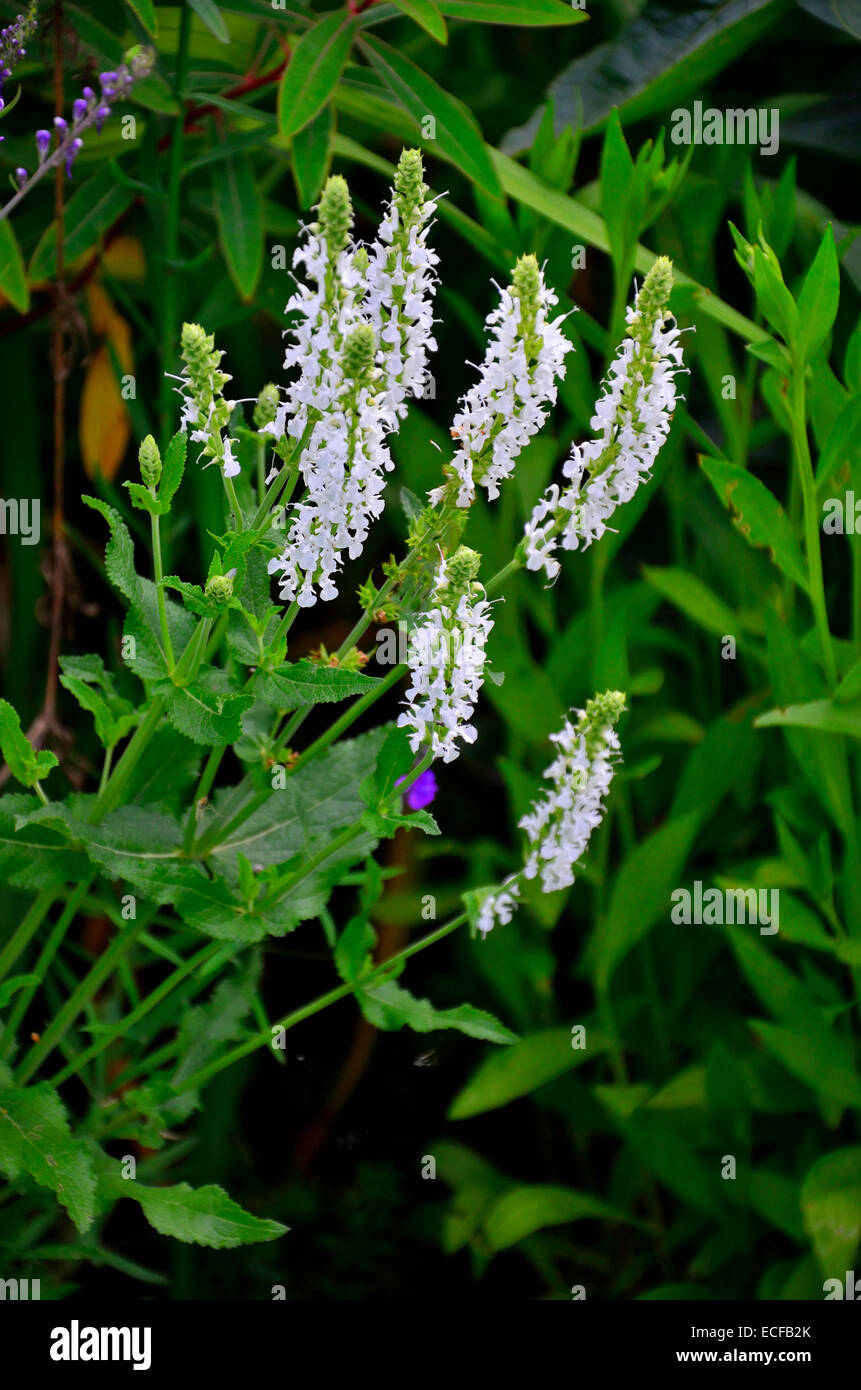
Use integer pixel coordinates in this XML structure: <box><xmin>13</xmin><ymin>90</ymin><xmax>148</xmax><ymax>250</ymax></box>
<box><xmin>82</xmin><ymin>495</ymin><xmax>140</xmax><ymax>604</ymax></box>
<box><xmin>0</xmin><ymin>1085</ymin><xmax>97</xmax><ymax>1232</ymax></box>
<box><xmin>159</xmin><ymin>431</ymin><xmax>187</xmax><ymax>509</ymax></box>
<box><xmin>159</xmin><ymin>682</ymin><xmax>254</xmax><ymax>746</ymax></box>
<box><xmin>108</xmin><ymin>1176</ymin><xmax>287</xmax><ymax>1247</ymax></box>
<box><xmin>0</xmin><ymin>700</ymin><xmax>58</xmax><ymax>787</ymax></box>
<box><xmin>253</xmin><ymin>660</ymin><xmax>380</xmax><ymax>713</ymax></box>
<box><xmin>279</xmin><ymin>10</ymin><xmax>355</xmax><ymax>139</ymax></box>
<box><xmin>357</xmin><ymin>979</ymin><xmax>516</xmax><ymax>1043</ymax></box>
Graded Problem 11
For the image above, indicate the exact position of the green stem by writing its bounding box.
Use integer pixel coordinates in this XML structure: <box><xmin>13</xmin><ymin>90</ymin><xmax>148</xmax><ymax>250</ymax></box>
<box><xmin>0</xmin><ymin>889</ymin><xmax>56</xmax><ymax>987</ymax></box>
<box><xmin>151</xmin><ymin>510</ymin><xmax>175</xmax><ymax>672</ymax></box>
<box><xmin>89</xmin><ymin>697</ymin><xmax>165</xmax><ymax>823</ymax></box>
<box><xmin>0</xmin><ymin>878</ymin><xmax>94</xmax><ymax>1057</ymax></box>
<box><xmin>48</xmin><ymin>940</ymin><xmax>221</xmax><ymax>1088</ymax></box>
<box><xmin>172</xmin><ymin>911</ymin><xmax>467</xmax><ymax>1097</ymax></box>
<box><xmin>790</xmin><ymin>365</ymin><xmax>837</xmax><ymax>690</ymax></box>
<box><xmin>15</xmin><ymin>916</ymin><xmax>149</xmax><ymax>1084</ymax></box>
<box><xmin>223</xmin><ymin>472</ymin><xmax>243</xmax><ymax>530</ymax></box>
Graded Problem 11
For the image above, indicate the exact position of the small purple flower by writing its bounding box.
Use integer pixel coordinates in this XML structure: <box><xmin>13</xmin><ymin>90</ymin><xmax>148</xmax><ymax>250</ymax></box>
<box><xmin>14</xmin><ymin>166</ymin><xmax>26</xmax><ymax>185</ymax></box>
<box><xmin>82</xmin><ymin>86</ymin><xmax>95</xmax><ymax>102</ymax></box>
<box><xmin>396</xmin><ymin>768</ymin><xmax>438</xmax><ymax>812</ymax></box>
<box><xmin>94</xmin><ymin>104</ymin><xmax>111</xmax><ymax>134</ymax></box>
<box><xmin>64</xmin><ymin>137</ymin><xmax>83</xmax><ymax>178</ymax></box>
<box><xmin>72</xmin><ymin>97</ymin><xmax>88</xmax><ymax>122</ymax></box>
<box><xmin>53</xmin><ymin>115</ymin><xmax>67</xmax><ymax>134</ymax></box>
<box><xmin>35</xmin><ymin>128</ymin><xmax>50</xmax><ymax>160</ymax></box>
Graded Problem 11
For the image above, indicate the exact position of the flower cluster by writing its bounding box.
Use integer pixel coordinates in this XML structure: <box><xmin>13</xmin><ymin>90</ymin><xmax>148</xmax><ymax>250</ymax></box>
<box><xmin>398</xmin><ymin>547</ymin><xmax>493</xmax><ymax>765</ymax></box>
<box><xmin>430</xmin><ymin>254</ymin><xmax>572</xmax><ymax>509</ymax></box>
<box><xmin>521</xmin><ymin>257</ymin><xmax>683</xmax><ymax>582</ymax></box>
<box><xmin>0</xmin><ymin>2</ymin><xmax>37</xmax><ymax>111</ymax></box>
<box><xmin>270</xmin><ymin>322</ymin><xmax>395</xmax><ymax>605</ymax></box>
<box><xmin>2</xmin><ymin>45</ymin><xmax>153</xmax><ymax>215</ymax></box>
<box><xmin>475</xmin><ymin>691</ymin><xmax>625</xmax><ymax>935</ymax></box>
<box><xmin>174</xmin><ymin>322</ymin><xmax>239</xmax><ymax>478</ymax></box>
<box><xmin>267</xmin><ymin>151</ymin><xmax>438</xmax><ymax>607</ymax></box>
<box><xmin>365</xmin><ymin>146</ymin><xmax>439</xmax><ymax>416</ymax></box>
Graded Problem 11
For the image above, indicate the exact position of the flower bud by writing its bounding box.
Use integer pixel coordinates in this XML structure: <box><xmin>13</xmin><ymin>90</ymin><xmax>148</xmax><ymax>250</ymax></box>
<box><xmin>316</xmin><ymin>175</ymin><xmax>353</xmax><ymax>255</ymax></box>
<box><xmin>138</xmin><ymin>434</ymin><xmax>162</xmax><ymax>489</ymax></box>
<box><xmin>253</xmin><ymin>383</ymin><xmax>280</xmax><ymax>430</ymax></box>
<box><xmin>204</xmin><ymin>573</ymin><xmax>234</xmax><ymax>605</ymax></box>
<box><xmin>341</xmin><ymin>323</ymin><xmax>375</xmax><ymax>383</ymax></box>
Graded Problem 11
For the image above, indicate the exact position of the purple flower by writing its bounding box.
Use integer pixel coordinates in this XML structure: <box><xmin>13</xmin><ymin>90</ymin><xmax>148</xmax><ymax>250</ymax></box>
<box><xmin>396</xmin><ymin>768</ymin><xmax>438</xmax><ymax>812</ymax></box>
<box><xmin>64</xmin><ymin>137</ymin><xmax>83</xmax><ymax>178</ymax></box>
<box><xmin>14</xmin><ymin>166</ymin><xmax>26</xmax><ymax>185</ymax></box>
<box><xmin>82</xmin><ymin>86</ymin><xmax>95</xmax><ymax>102</ymax></box>
<box><xmin>53</xmin><ymin>116</ymin><xmax>67</xmax><ymax>134</ymax></box>
<box><xmin>35</xmin><ymin>128</ymin><xmax>50</xmax><ymax>159</ymax></box>
<box><xmin>72</xmin><ymin>98</ymin><xmax>88</xmax><ymax>122</ymax></box>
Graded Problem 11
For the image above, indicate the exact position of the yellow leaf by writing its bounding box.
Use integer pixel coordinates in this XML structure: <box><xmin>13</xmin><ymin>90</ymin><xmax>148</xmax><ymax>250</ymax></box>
<box><xmin>101</xmin><ymin>235</ymin><xmax>146</xmax><ymax>281</ymax></box>
<box><xmin>79</xmin><ymin>284</ymin><xmax>134</xmax><ymax>481</ymax></box>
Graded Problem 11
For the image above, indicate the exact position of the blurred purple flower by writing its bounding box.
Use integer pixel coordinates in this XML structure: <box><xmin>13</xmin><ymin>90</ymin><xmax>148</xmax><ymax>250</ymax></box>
<box><xmin>396</xmin><ymin>768</ymin><xmax>438</xmax><ymax>811</ymax></box>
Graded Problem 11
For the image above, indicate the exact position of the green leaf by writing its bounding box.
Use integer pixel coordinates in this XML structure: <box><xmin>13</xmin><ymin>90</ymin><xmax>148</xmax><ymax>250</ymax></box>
<box><xmin>0</xmin><ymin>975</ymin><xmax>40</xmax><ymax>1010</ymax></box>
<box><xmin>81</xmin><ymin>496</ymin><xmax>140</xmax><ymax>605</ymax></box>
<box><xmin>278</xmin><ymin>10</ymin><xmax>355</xmax><ymax>139</ymax></box>
<box><xmin>29</xmin><ymin>167</ymin><xmax>133</xmax><ymax>281</ymax></box>
<box><xmin>159</xmin><ymin>682</ymin><xmax>254</xmax><ymax>747</ymax></box>
<box><xmin>448</xmin><ymin>1027</ymin><xmax>605</xmax><ymax>1119</ymax></box>
<box><xmin>187</xmin><ymin>0</ymin><xmax>229</xmax><ymax>43</ymax></box>
<box><xmin>801</xmin><ymin>1149</ymin><xmax>861</xmax><ymax>1279</ymax></box>
<box><xmin>0</xmin><ymin>794</ymin><xmax>84</xmax><ymax>891</ymax></box>
<box><xmin>503</xmin><ymin>0</ymin><xmax>784</xmax><ymax>143</ymax></box>
<box><xmin>107</xmin><ymin>1176</ymin><xmax>287</xmax><ymax>1247</ymax></box>
<box><xmin>437</xmin><ymin>0</ymin><xmax>584</xmax><ymax>23</ymax></box>
<box><xmin>751</xmin><ymin>1022</ymin><xmax>861</xmax><ymax>1110</ymax></box>
<box><xmin>642</xmin><ymin>565</ymin><xmax>744</xmax><ymax>638</ymax></box>
<box><xmin>253</xmin><ymin>660</ymin><xmax>380</xmax><ymax>713</ymax></box>
<box><xmin>0</xmin><ymin>1084</ymin><xmax>97</xmax><ymax>1233</ymax></box>
<box><xmin>159</xmin><ymin>431</ymin><xmax>187</xmax><ymax>510</ymax></box>
<box><xmin>357</xmin><ymin>979</ymin><xmax>517</xmax><ymax>1043</ymax></box>
<box><xmin>124</xmin><ymin>0</ymin><xmax>158</xmax><ymax>35</ymax></box>
<box><xmin>213</xmin><ymin>152</ymin><xmax>264</xmax><ymax>300</ymax></box>
<box><xmin>360</xmin><ymin>33</ymin><xmax>502</xmax><ymax>196</ymax></box>
<box><xmin>600</xmin><ymin>109</ymin><xmax>635</xmax><ymax>269</ymax></box>
<box><xmin>292</xmin><ymin>104</ymin><xmax>333</xmax><ymax>209</ymax></box>
<box><xmin>483</xmin><ymin>1184</ymin><xmax>631</xmax><ymax>1252</ymax></box>
<box><xmin>335</xmin><ymin>913</ymin><xmax>377</xmax><ymax>985</ymax></box>
<box><xmin>0</xmin><ymin>700</ymin><xmax>58</xmax><ymax>787</ymax></box>
<box><xmin>390</xmin><ymin>0</ymin><xmax>447</xmax><ymax>41</ymax></box>
<box><xmin>594</xmin><ymin>812</ymin><xmax>702</xmax><ymax>991</ymax></box>
<box><xmin>753</xmin><ymin>244</ymin><xmax>798</xmax><ymax>345</ymax></box>
<box><xmin>797</xmin><ymin>225</ymin><xmax>840</xmax><ymax>364</ymax></box>
<box><xmin>699</xmin><ymin>456</ymin><xmax>809</xmax><ymax>592</ymax></box>
<box><xmin>0</xmin><ymin>218</ymin><xmax>29</xmax><ymax>313</ymax></box>
<box><xmin>755</xmin><ymin>699</ymin><xmax>861</xmax><ymax>740</ymax></box>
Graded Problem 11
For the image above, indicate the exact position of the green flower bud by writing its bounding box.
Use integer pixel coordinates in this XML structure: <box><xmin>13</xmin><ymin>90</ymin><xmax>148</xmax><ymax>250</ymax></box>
<box><xmin>511</xmin><ymin>253</ymin><xmax>542</xmax><ymax>358</ymax></box>
<box><xmin>254</xmin><ymin>383</ymin><xmax>280</xmax><ymax>430</ymax></box>
<box><xmin>393</xmin><ymin>147</ymin><xmax>427</xmax><ymax>220</ymax></box>
<box><xmin>580</xmin><ymin>690</ymin><xmax>626</xmax><ymax>755</ymax></box>
<box><xmin>205</xmin><ymin>573</ymin><xmax>234</xmax><ymax>605</ymax></box>
<box><xmin>138</xmin><ymin>434</ymin><xmax>161</xmax><ymax>489</ymax></box>
<box><xmin>442</xmin><ymin>545</ymin><xmax>482</xmax><ymax>599</ymax></box>
<box><xmin>634</xmin><ymin>256</ymin><xmax>673</xmax><ymax>329</ymax></box>
<box><xmin>342</xmin><ymin>323</ymin><xmax>376</xmax><ymax>383</ymax></box>
<box><xmin>317</xmin><ymin>175</ymin><xmax>353</xmax><ymax>255</ymax></box>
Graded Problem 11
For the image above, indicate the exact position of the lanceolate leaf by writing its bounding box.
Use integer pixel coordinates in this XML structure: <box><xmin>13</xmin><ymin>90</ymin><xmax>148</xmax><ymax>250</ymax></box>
<box><xmin>103</xmin><ymin>1174</ymin><xmax>287</xmax><ymax>1248</ymax></box>
<box><xmin>437</xmin><ymin>0</ymin><xmax>584</xmax><ymax>23</ymax></box>
<box><xmin>360</xmin><ymin>33</ymin><xmax>502</xmax><ymax>196</ymax></box>
<box><xmin>389</xmin><ymin>0</ymin><xmax>448</xmax><ymax>44</ymax></box>
<box><xmin>279</xmin><ymin>10</ymin><xmax>355</xmax><ymax>140</ymax></box>
<box><xmin>0</xmin><ymin>218</ymin><xmax>29</xmax><ymax>313</ymax></box>
<box><xmin>292</xmin><ymin>104</ymin><xmax>334</xmax><ymax>209</ymax></box>
<box><xmin>212</xmin><ymin>152</ymin><xmax>264</xmax><ymax>300</ymax></box>
<box><xmin>699</xmin><ymin>456</ymin><xmax>810</xmax><ymax>592</ymax></box>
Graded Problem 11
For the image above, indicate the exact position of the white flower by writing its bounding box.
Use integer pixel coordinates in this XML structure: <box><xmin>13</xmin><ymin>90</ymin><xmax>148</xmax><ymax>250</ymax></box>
<box><xmin>268</xmin><ymin>325</ymin><xmax>396</xmax><ymax>606</ymax></box>
<box><xmin>522</xmin><ymin>257</ymin><xmax>684</xmax><ymax>581</ymax></box>
<box><xmin>434</xmin><ymin>254</ymin><xmax>572</xmax><ymax>509</ymax></box>
<box><xmin>521</xmin><ymin>693</ymin><xmax>624</xmax><ymax>893</ymax></box>
<box><xmin>397</xmin><ymin>548</ymin><xmax>493</xmax><ymax>764</ymax></box>
<box><xmin>174</xmin><ymin>322</ymin><xmax>239</xmax><ymax>479</ymax></box>
<box><xmin>474</xmin><ymin>692</ymin><xmax>625</xmax><ymax>933</ymax></box>
<box><xmin>365</xmin><ymin>147</ymin><xmax>439</xmax><ymax>418</ymax></box>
